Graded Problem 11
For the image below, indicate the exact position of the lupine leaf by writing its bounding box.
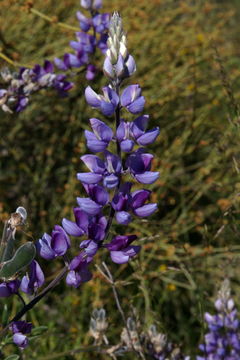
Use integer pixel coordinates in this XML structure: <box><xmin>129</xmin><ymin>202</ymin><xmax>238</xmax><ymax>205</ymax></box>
<box><xmin>0</xmin><ymin>242</ymin><xmax>36</xmax><ymax>280</ymax></box>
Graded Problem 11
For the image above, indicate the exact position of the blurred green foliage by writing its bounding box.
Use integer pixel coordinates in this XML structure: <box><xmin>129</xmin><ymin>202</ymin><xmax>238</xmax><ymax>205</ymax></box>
<box><xmin>1</xmin><ymin>0</ymin><xmax>240</xmax><ymax>358</ymax></box>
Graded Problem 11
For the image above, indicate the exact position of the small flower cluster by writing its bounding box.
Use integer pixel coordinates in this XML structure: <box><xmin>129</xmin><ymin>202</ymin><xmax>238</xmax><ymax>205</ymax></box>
<box><xmin>88</xmin><ymin>311</ymin><xmax>188</xmax><ymax>359</ymax></box>
<box><xmin>0</xmin><ymin>0</ymin><xmax>109</xmax><ymax>113</ymax></box>
<box><xmin>37</xmin><ymin>12</ymin><xmax>159</xmax><ymax>288</ymax></box>
<box><xmin>55</xmin><ymin>0</ymin><xmax>110</xmax><ymax>80</ymax></box>
<box><xmin>10</xmin><ymin>321</ymin><xmax>32</xmax><ymax>350</ymax></box>
<box><xmin>197</xmin><ymin>279</ymin><xmax>240</xmax><ymax>360</ymax></box>
<box><xmin>0</xmin><ymin>63</ymin><xmax>72</xmax><ymax>113</ymax></box>
<box><xmin>146</xmin><ymin>325</ymin><xmax>189</xmax><ymax>360</ymax></box>
<box><xmin>89</xmin><ymin>308</ymin><xmax>108</xmax><ymax>345</ymax></box>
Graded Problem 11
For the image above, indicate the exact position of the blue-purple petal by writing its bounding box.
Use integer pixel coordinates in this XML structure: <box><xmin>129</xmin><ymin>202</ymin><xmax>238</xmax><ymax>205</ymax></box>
<box><xmin>131</xmin><ymin>115</ymin><xmax>149</xmax><ymax>138</ymax></box>
<box><xmin>116</xmin><ymin>211</ymin><xmax>132</xmax><ymax>225</ymax></box>
<box><xmin>137</xmin><ymin>127</ymin><xmax>160</xmax><ymax>146</ymax></box>
<box><xmin>77</xmin><ymin>172</ymin><xmax>103</xmax><ymax>184</ymax></box>
<box><xmin>120</xmin><ymin>139</ymin><xmax>134</xmax><ymax>152</ymax></box>
<box><xmin>62</xmin><ymin>218</ymin><xmax>84</xmax><ymax>236</ymax></box>
<box><xmin>0</xmin><ymin>283</ymin><xmax>11</xmax><ymax>297</ymax></box>
<box><xmin>135</xmin><ymin>171</ymin><xmax>159</xmax><ymax>184</ymax></box>
<box><xmin>77</xmin><ymin>197</ymin><xmax>102</xmax><ymax>215</ymax></box>
<box><xmin>127</xmin><ymin>96</ymin><xmax>145</xmax><ymax>114</ymax></box>
<box><xmin>134</xmin><ymin>203</ymin><xmax>158</xmax><ymax>217</ymax></box>
<box><xmin>81</xmin><ymin>154</ymin><xmax>105</xmax><ymax>173</ymax></box>
<box><xmin>85</xmin><ymin>86</ymin><xmax>101</xmax><ymax>108</ymax></box>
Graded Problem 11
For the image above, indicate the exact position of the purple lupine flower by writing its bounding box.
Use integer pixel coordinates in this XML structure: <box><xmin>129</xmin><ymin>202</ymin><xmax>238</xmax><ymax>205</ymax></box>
<box><xmin>116</xmin><ymin>120</ymin><xmax>135</xmax><ymax>152</ymax></box>
<box><xmin>78</xmin><ymin>151</ymin><xmax>122</xmax><ymax>188</ymax></box>
<box><xmin>126</xmin><ymin>149</ymin><xmax>159</xmax><ymax>184</ymax></box>
<box><xmin>54</xmin><ymin>1</ymin><xmax>109</xmax><ymax>80</ymax></box>
<box><xmin>111</xmin><ymin>182</ymin><xmax>133</xmax><ymax>225</ymax></box>
<box><xmin>120</xmin><ymin>85</ymin><xmax>145</xmax><ymax>114</ymax></box>
<box><xmin>111</xmin><ymin>184</ymin><xmax>157</xmax><ymax>225</ymax></box>
<box><xmin>131</xmin><ymin>189</ymin><xmax>158</xmax><ymax>217</ymax></box>
<box><xmin>0</xmin><ymin>62</ymin><xmax>73</xmax><ymax>113</ymax></box>
<box><xmin>0</xmin><ymin>279</ymin><xmax>20</xmax><ymax>298</ymax></box>
<box><xmin>37</xmin><ymin>225</ymin><xmax>70</xmax><ymax>260</ymax></box>
<box><xmin>20</xmin><ymin>260</ymin><xmax>45</xmax><ymax>295</ymax></box>
<box><xmin>93</xmin><ymin>13</ymin><xmax>110</xmax><ymax>33</ymax></box>
<box><xmin>85</xmin><ymin>86</ymin><xmax>119</xmax><ymax>116</ymax></box>
<box><xmin>63</xmin><ymin>203</ymin><xmax>107</xmax><ymax>252</ymax></box>
<box><xmin>71</xmin><ymin>33</ymin><xmax>96</xmax><ymax>54</ymax></box>
<box><xmin>80</xmin><ymin>0</ymin><xmax>92</xmax><ymax>9</ymax></box>
<box><xmin>86</xmin><ymin>64</ymin><xmax>97</xmax><ymax>80</ymax></box>
<box><xmin>10</xmin><ymin>321</ymin><xmax>32</xmax><ymax>350</ymax></box>
<box><xmin>76</xmin><ymin>11</ymin><xmax>92</xmax><ymax>32</ymax></box>
<box><xmin>197</xmin><ymin>279</ymin><xmax>240</xmax><ymax>360</ymax></box>
<box><xmin>62</xmin><ymin>208</ymin><xmax>88</xmax><ymax>236</ymax></box>
<box><xmin>66</xmin><ymin>252</ymin><xmax>93</xmax><ymax>287</ymax></box>
<box><xmin>97</xmin><ymin>33</ymin><xmax>108</xmax><ymax>54</ymax></box>
<box><xmin>116</xmin><ymin>116</ymin><xmax>160</xmax><ymax>152</ymax></box>
<box><xmin>81</xmin><ymin>0</ymin><xmax>102</xmax><ymax>10</ymax></box>
<box><xmin>77</xmin><ymin>197</ymin><xmax>102</xmax><ymax>215</ymax></box>
<box><xmin>83</xmin><ymin>184</ymin><xmax>109</xmax><ymax>206</ymax></box>
<box><xmin>105</xmin><ymin>235</ymin><xmax>140</xmax><ymax>264</ymax></box>
<box><xmin>84</xmin><ymin>118</ymin><xmax>113</xmax><ymax>152</ymax></box>
<box><xmin>55</xmin><ymin>52</ymin><xmax>89</xmax><ymax>70</ymax></box>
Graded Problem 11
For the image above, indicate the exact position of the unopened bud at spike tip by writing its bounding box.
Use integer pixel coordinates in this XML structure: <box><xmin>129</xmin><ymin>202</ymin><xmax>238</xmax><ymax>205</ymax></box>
<box><xmin>16</xmin><ymin>207</ymin><xmax>27</xmax><ymax>222</ymax></box>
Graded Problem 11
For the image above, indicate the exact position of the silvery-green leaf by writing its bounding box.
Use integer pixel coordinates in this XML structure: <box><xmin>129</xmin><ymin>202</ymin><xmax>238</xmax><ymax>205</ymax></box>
<box><xmin>0</xmin><ymin>242</ymin><xmax>36</xmax><ymax>280</ymax></box>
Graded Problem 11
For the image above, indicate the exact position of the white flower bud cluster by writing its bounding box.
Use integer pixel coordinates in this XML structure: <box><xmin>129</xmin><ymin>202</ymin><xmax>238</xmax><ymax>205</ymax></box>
<box><xmin>90</xmin><ymin>308</ymin><xmax>108</xmax><ymax>344</ymax></box>
<box><xmin>106</xmin><ymin>12</ymin><xmax>128</xmax><ymax>64</ymax></box>
<box><xmin>215</xmin><ymin>278</ymin><xmax>235</xmax><ymax>312</ymax></box>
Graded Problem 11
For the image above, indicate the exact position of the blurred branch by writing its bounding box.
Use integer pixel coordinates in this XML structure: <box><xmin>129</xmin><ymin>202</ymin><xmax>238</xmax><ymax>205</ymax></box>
<box><xmin>30</xmin><ymin>8</ymin><xmax>80</xmax><ymax>32</ymax></box>
<box><xmin>96</xmin><ymin>262</ymin><xmax>146</xmax><ymax>360</ymax></box>
<box><xmin>0</xmin><ymin>52</ymin><xmax>32</xmax><ymax>68</ymax></box>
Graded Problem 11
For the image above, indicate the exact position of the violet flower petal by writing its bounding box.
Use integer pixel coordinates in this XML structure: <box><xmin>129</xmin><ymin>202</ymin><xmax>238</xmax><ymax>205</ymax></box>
<box><xmin>116</xmin><ymin>211</ymin><xmax>132</xmax><ymax>225</ymax></box>
<box><xmin>62</xmin><ymin>218</ymin><xmax>84</xmax><ymax>236</ymax></box>
<box><xmin>90</xmin><ymin>118</ymin><xmax>113</xmax><ymax>142</ymax></box>
<box><xmin>85</xmin><ymin>86</ymin><xmax>101</xmax><ymax>108</ymax></box>
<box><xmin>135</xmin><ymin>171</ymin><xmax>159</xmax><ymax>184</ymax></box>
<box><xmin>13</xmin><ymin>333</ymin><xmax>28</xmax><ymax>349</ymax></box>
<box><xmin>77</xmin><ymin>172</ymin><xmax>103</xmax><ymax>184</ymax></box>
<box><xmin>81</xmin><ymin>154</ymin><xmax>105</xmax><ymax>173</ymax></box>
<box><xmin>127</xmin><ymin>96</ymin><xmax>145</xmax><ymax>114</ymax></box>
<box><xmin>137</xmin><ymin>127</ymin><xmax>160</xmax><ymax>146</ymax></box>
<box><xmin>134</xmin><ymin>203</ymin><xmax>158</xmax><ymax>217</ymax></box>
<box><xmin>77</xmin><ymin>197</ymin><xmax>102</xmax><ymax>215</ymax></box>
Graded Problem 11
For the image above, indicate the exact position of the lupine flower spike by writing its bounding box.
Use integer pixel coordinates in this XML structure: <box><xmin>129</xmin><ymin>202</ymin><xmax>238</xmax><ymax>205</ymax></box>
<box><xmin>0</xmin><ymin>1</ymin><xmax>110</xmax><ymax>113</ymax></box>
<box><xmin>37</xmin><ymin>11</ymin><xmax>159</xmax><ymax>287</ymax></box>
<box><xmin>197</xmin><ymin>279</ymin><xmax>240</xmax><ymax>360</ymax></box>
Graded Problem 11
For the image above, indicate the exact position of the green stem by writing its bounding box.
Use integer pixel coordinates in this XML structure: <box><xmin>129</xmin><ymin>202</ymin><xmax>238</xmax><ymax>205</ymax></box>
<box><xmin>30</xmin><ymin>8</ymin><xmax>80</xmax><ymax>32</ymax></box>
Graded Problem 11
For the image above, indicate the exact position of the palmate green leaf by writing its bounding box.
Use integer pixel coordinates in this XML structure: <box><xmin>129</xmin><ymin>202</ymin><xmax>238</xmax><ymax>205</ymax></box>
<box><xmin>0</xmin><ymin>242</ymin><xmax>36</xmax><ymax>280</ymax></box>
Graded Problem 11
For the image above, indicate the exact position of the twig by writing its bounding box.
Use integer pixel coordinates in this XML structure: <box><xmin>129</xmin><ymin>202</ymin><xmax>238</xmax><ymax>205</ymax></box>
<box><xmin>16</xmin><ymin>292</ymin><xmax>26</xmax><ymax>307</ymax></box>
<box><xmin>212</xmin><ymin>43</ymin><xmax>240</xmax><ymax>122</ymax></box>
<box><xmin>0</xmin><ymin>266</ymin><xmax>68</xmax><ymax>338</ymax></box>
<box><xmin>30</xmin><ymin>8</ymin><xmax>80</xmax><ymax>32</ymax></box>
<box><xmin>97</xmin><ymin>262</ymin><xmax>146</xmax><ymax>360</ymax></box>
